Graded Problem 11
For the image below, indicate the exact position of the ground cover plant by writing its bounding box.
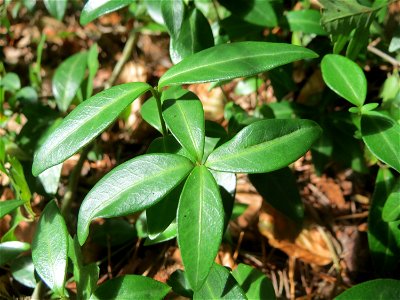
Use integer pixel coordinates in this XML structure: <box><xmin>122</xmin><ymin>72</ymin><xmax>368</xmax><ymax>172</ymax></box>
<box><xmin>1</xmin><ymin>0</ymin><xmax>399</xmax><ymax>299</ymax></box>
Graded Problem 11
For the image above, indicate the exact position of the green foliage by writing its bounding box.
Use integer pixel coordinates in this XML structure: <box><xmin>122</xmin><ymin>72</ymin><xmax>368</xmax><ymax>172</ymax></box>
<box><xmin>80</xmin><ymin>0</ymin><xmax>133</xmax><ymax>25</ymax></box>
<box><xmin>335</xmin><ymin>279</ymin><xmax>400</xmax><ymax>300</ymax></box>
<box><xmin>43</xmin><ymin>0</ymin><xmax>67</xmax><ymax>21</ymax></box>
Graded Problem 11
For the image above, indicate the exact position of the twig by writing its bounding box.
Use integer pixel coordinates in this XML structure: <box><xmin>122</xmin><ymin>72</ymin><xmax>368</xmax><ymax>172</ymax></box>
<box><xmin>288</xmin><ymin>257</ymin><xmax>296</xmax><ymax>300</ymax></box>
<box><xmin>105</xmin><ymin>27</ymin><xmax>139</xmax><ymax>89</ymax></box>
<box><xmin>367</xmin><ymin>44</ymin><xmax>400</xmax><ymax>68</ymax></box>
<box><xmin>233</xmin><ymin>231</ymin><xmax>244</xmax><ymax>261</ymax></box>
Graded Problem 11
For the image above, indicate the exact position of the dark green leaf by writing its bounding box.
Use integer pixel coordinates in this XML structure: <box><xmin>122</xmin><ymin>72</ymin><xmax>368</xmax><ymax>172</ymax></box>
<box><xmin>33</xmin><ymin>82</ymin><xmax>151</xmax><ymax>176</ymax></box>
<box><xmin>161</xmin><ymin>0</ymin><xmax>185</xmax><ymax>39</ymax></box>
<box><xmin>16</xmin><ymin>86</ymin><xmax>38</xmax><ymax>104</ymax></box>
<box><xmin>368</xmin><ymin>168</ymin><xmax>400</xmax><ymax>276</ymax></box>
<box><xmin>286</xmin><ymin>10</ymin><xmax>327</xmax><ymax>35</ymax></box>
<box><xmin>91</xmin><ymin>219</ymin><xmax>136</xmax><ymax>247</ymax></box>
<box><xmin>144</xmin><ymin>221</ymin><xmax>177</xmax><ymax>246</ymax></box>
<box><xmin>206</xmin><ymin>119</ymin><xmax>322</xmax><ymax>173</ymax></box>
<box><xmin>249</xmin><ymin>167</ymin><xmax>304</xmax><ymax>224</ymax></box>
<box><xmin>218</xmin><ymin>0</ymin><xmax>277</xmax><ymax>27</ymax></box>
<box><xmin>90</xmin><ymin>275</ymin><xmax>171</xmax><ymax>300</ymax></box>
<box><xmin>11</xmin><ymin>256</ymin><xmax>36</xmax><ymax>288</ymax></box>
<box><xmin>0</xmin><ymin>199</ymin><xmax>25</xmax><ymax>218</ymax></box>
<box><xmin>78</xmin><ymin>154</ymin><xmax>193</xmax><ymax>245</ymax></box>
<box><xmin>32</xmin><ymin>201</ymin><xmax>69</xmax><ymax>297</ymax></box>
<box><xmin>169</xmin><ymin>8</ymin><xmax>214</xmax><ymax>64</ymax></box>
<box><xmin>53</xmin><ymin>52</ymin><xmax>88</xmax><ymax>112</ymax></box>
<box><xmin>194</xmin><ymin>263</ymin><xmax>247</xmax><ymax>299</ymax></box>
<box><xmin>43</xmin><ymin>0</ymin><xmax>66</xmax><ymax>21</ymax></box>
<box><xmin>335</xmin><ymin>279</ymin><xmax>400</xmax><ymax>300</ymax></box>
<box><xmin>361</xmin><ymin>112</ymin><xmax>400</xmax><ymax>173</ymax></box>
<box><xmin>321</xmin><ymin>54</ymin><xmax>366</xmax><ymax>107</ymax></box>
<box><xmin>159</xmin><ymin>42</ymin><xmax>318</xmax><ymax>87</ymax></box>
<box><xmin>167</xmin><ymin>269</ymin><xmax>193</xmax><ymax>298</ymax></box>
<box><xmin>0</xmin><ymin>241</ymin><xmax>30</xmax><ymax>267</ymax></box>
<box><xmin>80</xmin><ymin>0</ymin><xmax>133</xmax><ymax>25</ymax></box>
<box><xmin>232</xmin><ymin>263</ymin><xmax>275</xmax><ymax>300</ymax></box>
<box><xmin>382</xmin><ymin>179</ymin><xmax>400</xmax><ymax>222</ymax></box>
<box><xmin>177</xmin><ymin>166</ymin><xmax>224</xmax><ymax>291</ymax></box>
<box><xmin>162</xmin><ymin>95</ymin><xmax>205</xmax><ymax>162</ymax></box>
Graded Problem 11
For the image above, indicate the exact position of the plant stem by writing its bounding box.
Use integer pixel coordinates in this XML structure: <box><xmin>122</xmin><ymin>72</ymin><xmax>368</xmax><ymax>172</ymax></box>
<box><xmin>151</xmin><ymin>87</ymin><xmax>168</xmax><ymax>137</ymax></box>
<box><xmin>104</xmin><ymin>27</ymin><xmax>139</xmax><ymax>89</ymax></box>
<box><xmin>31</xmin><ymin>280</ymin><xmax>45</xmax><ymax>300</ymax></box>
<box><xmin>61</xmin><ymin>146</ymin><xmax>91</xmax><ymax>219</ymax></box>
<box><xmin>367</xmin><ymin>44</ymin><xmax>400</xmax><ymax>68</ymax></box>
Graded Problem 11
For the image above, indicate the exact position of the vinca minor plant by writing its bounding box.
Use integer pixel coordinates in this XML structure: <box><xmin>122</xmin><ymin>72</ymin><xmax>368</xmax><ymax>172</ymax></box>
<box><xmin>31</xmin><ymin>41</ymin><xmax>322</xmax><ymax>298</ymax></box>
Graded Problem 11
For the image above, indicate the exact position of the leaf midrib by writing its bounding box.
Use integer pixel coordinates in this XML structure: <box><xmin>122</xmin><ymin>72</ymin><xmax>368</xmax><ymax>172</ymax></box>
<box><xmin>207</xmin><ymin>127</ymin><xmax>314</xmax><ymax>166</ymax></box>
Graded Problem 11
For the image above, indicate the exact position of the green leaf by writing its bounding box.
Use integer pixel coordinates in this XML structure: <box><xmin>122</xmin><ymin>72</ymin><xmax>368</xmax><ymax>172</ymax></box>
<box><xmin>193</xmin><ymin>263</ymin><xmax>247</xmax><ymax>299</ymax></box>
<box><xmin>368</xmin><ymin>167</ymin><xmax>400</xmax><ymax>276</ymax></box>
<box><xmin>234</xmin><ymin>77</ymin><xmax>263</xmax><ymax>96</ymax></box>
<box><xmin>286</xmin><ymin>10</ymin><xmax>327</xmax><ymax>36</ymax></box>
<box><xmin>232</xmin><ymin>263</ymin><xmax>275</xmax><ymax>300</ymax></box>
<box><xmin>159</xmin><ymin>41</ymin><xmax>318</xmax><ymax>88</ymax></box>
<box><xmin>335</xmin><ymin>279</ymin><xmax>400</xmax><ymax>300</ymax></box>
<box><xmin>218</xmin><ymin>0</ymin><xmax>277</xmax><ymax>27</ymax></box>
<box><xmin>206</xmin><ymin>119</ymin><xmax>322</xmax><ymax>173</ymax></box>
<box><xmin>53</xmin><ymin>51</ymin><xmax>88</xmax><ymax>112</ymax></box>
<box><xmin>11</xmin><ymin>256</ymin><xmax>37</xmax><ymax>288</ymax></box>
<box><xmin>161</xmin><ymin>0</ymin><xmax>185</xmax><ymax>39</ymax></box>
<box><xmin>0</xmin><ymin>199</ymin><xmax>25</xmax><ymax>218</ymax></box>
<box><xmin>80</xmin><ymin>0</ymin><xmax>133</xmax><ymax>25</ymax></box>
<box><xmin>361</xmin><ymin>112</ymin><xmax>400</xmax><ymax>173</ymax></box>
<box><xmin>15</xmin><ymin>86</ymin><xmax>38</xmax><ymax>104</ymax></box>
<box><xmin>321</xmin><ymin>54</ymin><xmax>367</xmax><ymax>107</ymax></box>
<box><xmin>38</xmin><ymin>163</ymin><xmax>62</xmax><ymax>195</ymax></box>
<box><xmin>144</xmin><ymin>221</ymin><xmax>177</xmax><ymax>246</ymax></box>
<box><xmin>86</xmin><ymin>43</ymin><xmax>99</xmax><ymax>98</ymax></box>
<box><xmin>0</xmin><ymin>241</ymin><xmax>30</xmax><ymax>266</ymax></box>
<box><xmin>91</xmin><ymin>219</ymin><xmax>136</xmax><ymax>247</ymax></box>
<box><xmin>32</xmin><ymin>200</ymin><xmax>69</xmax><ymax>297</ymax></box>
<box><xmin>249</xmin><ymin>167</ymin><xmax>304</xmax><ymax>224</ymax></box>
<box><xmin>382</xmin><ymin>179</ymin><xmax>400</xmax><ymax>222</ymax></box>
<box><xmin>162</xmin><ymin>95</ymin><xmax>205</xmax><ymax>162</ymax></box>
<box><xmin>43</xmin><ymin>0</ymin><xmax>66</xmax><ymax>21</ymax></box>
<box><xmin>0</xmin><ymin>72</ymin><xmax>21</xmax><ymax>92</ymax></box>
<box><xmin>167</xmin><ymin>269</ymin><xmax>193</xmax><ymax>298</ymax></box>
<box><xmin>177</xmin><ymin>166</ymin><xmax>224</xmax><ymax>291</ymax></box>
<box><xmin>90</xmin><ymin>275</ymin><xmax>171</xmax><ymax>300</ymax></box>
<box><xmin>32</xmin><ymin>82</ymin><xmax>151</xmax><ymax>176</ymax></box>
<box><xmin>169</xmin><ymin>8</ymin><xmax>214</xmax><ymax>64</ymax></box>
<box><xmin>77</xmin><ymin>154</ymin><xmax>193</xmax><ymax>245</ymax></box>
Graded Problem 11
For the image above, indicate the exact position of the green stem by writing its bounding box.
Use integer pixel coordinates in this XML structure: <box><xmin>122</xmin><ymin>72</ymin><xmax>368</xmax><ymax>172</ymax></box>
<box><xmin>61</xmin><ymin>146</ymin><xmax>91</xmax><ymax>219</ymax></box>
<box><xmin>151</xmin><ymin>87</ymin><xmax>168</xmax><ymax>137</ymax></box>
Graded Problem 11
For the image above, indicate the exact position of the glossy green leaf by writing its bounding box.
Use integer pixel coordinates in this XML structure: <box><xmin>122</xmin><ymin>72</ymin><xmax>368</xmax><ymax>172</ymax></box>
<box><xmin>234</xmin><ymin>77</ymin><xmax>263</xmax><ymax>96</ymax></box>
<box><xmin>206</xmin><ymin>119</ymin><xmax>322</xmax><ymax>173</ymax></box>
<box><xmin>0</xmin><ymin>199</ymin><xmax>25</xmax><ymax>218</ymax></box>
<box><xmin>90</xmin><ymin>275</ymin><xmax>171</xmax><ymax>300</ymax></box>
<box><xmin>144</xmin><ymin>221</ymin><xmax>177</xmax><ymax>246</ymax></box>
<box><xmin>368</xmin><ymin>168</ymin><xmax>400</xmax><ymax>276</ymax></box>
<box><xmin>161</xmin><ymin>0</ymin><xmax>185</xmax><ymax>39</ymax></box>
<box><xmin>249</xmin><ymin>167</ymin><xmax>304</xmax><ymax>224</ymax></box>
<box><xmin>80</xmin><ymin>0</ymin><xmax>133</xmax><ymax>25</ymax></box>
<box><xmin>361</xmin><ymin>112</ymin><xmax>400</xmax><ymax>173</ymax></box>
<box><xmin>232</xmin><ymin>263</ymin><xmax>275</xmax><ymax>300</ymax></box>
<box><xmin>177</xmin><ymin>166</ymin><xmax>224</xmax><ymax>291</ymax></box>
<box><xmin>53</xmin><ymin>51</ymin><xmax>88</xmax><ymax>112</ymax></box>
<box><xmin>321</xmin><ymin>54</ymin><xmax>366</xmax><ymax>107</ymax></box>
<box><xmin>335</xmin><ymin>279</ymin><xmax>400</xmax><ymax>300</ymax></box>
<box><xmin>159</xmin><ymin>41</ymin><xmax>318</xmax><ymax>88</ymax></box>
<box><xmin>0</xmin><ymin>241</ymin><xmax>30</xmax><ymax>266</ymax></box>
<box><xmin>33</xmin><ymin>82</ymin><xmax>151</xmax><ymax>176</ymax></box>
<box><xmin>38</xmin><ymin>163</ymin><xmax>62</xmax><ymax>195</ymax></box>
<box><xmin>32</xmin><ymin>201</ymin><xmax>69</xmax><ymax>297</ymax></box>
<box><xmin>44</xmin><ymin>0</ymin><xmax>66</xmax><ymax>20</ymax></box>
<box><xmin>167</xmin><ymin>269</ymin><xmax>193</xmax><ymax>298</ymax></box>
<box><xmin>218</xmin><ymin>0</ymin><xmax>277</xmax><ymax>27</ymax></box>
<box><xmin>11</xmin><ymin>256</ymin><xmax>36</xmax><ymax>288</ymax></box>
<box><xmin>286</xmin><ymin>10</ymin><xmax>327</xmax><ymax>35</ymax></box>
<box><xmin>15</xmin><ymin>86</ymin><xmax>38</xmax><ymax>104</ymax></box>
<box><xmin>163</xmin><ymin>96</ymin><xmax>205</xmax><ymax>162</ymax></box>
<box><xmin>169</xmin><ymin>8</ymin><xmax>214</xmax><ymax>64</ymax></box>
<box><xmin>78</xmin><ymin>154</ymin><xmax>193</xmax><ymax>245</ymax></box>
<box><xmin>382</xmin><ymin>179</ymin><xmax>400</xmax><ymax>222</ymax></box>
<box><xmin>194</xmin><ymin>263</ymin><xmax>247</xmax><ymax>299</ymax></box>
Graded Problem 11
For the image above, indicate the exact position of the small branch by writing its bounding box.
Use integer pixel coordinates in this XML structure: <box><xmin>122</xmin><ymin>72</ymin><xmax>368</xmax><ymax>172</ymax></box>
<box><xmin>367</xmin><ymin>44</ymin><xmax>400</xmax><ymax>68</ymax></box>
<box><xmin>105</xmin><ymin>27</ymin><xmax>139</xmax><ymax>89</ymax></box>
